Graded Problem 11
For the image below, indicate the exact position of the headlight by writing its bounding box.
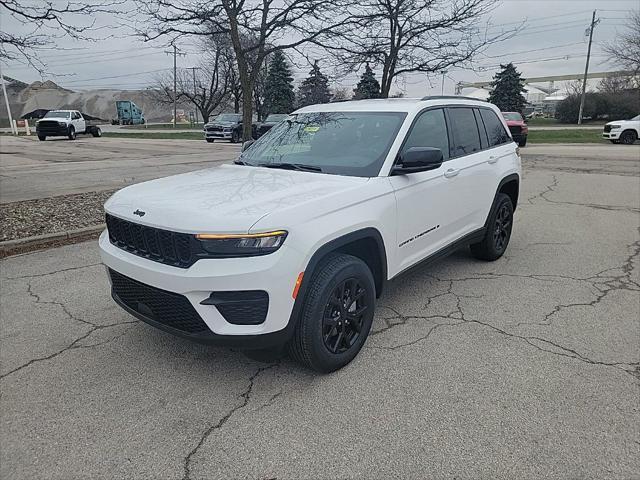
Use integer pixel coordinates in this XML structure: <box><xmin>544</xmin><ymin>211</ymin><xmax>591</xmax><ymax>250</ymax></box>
<box><xmin>610</xmin><ymin>125</ymin><xmax>621</xmax><ymax>129</ymax></box>
<box><xmin>58</xmin><ymin>122</ymin><xmax>66</xmax><ymax>127</ymax></box>
<box><xmin>195</xmin><ymin>230</ymin><xmax>287</xmax><ymax>257</ymax></box>
<box><xmin>223</xmin><ymin>127</ymin><xmax>232</xmax><ymax>132</ymax></box>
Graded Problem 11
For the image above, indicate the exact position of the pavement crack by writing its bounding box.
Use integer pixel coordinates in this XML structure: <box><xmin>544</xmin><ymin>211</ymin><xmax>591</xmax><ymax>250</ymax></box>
<box><xmin>5</xmin><ymin>262</ymin><xmax>102</xmax><ymax>280</ymax></box>
<box><xmin>182</xmin><ymin>363</ymin><xmax>278</xmax><ymax>480</ymax></box>
<box><xmin>0</xmin><ymin>320</ymin><xmax>138</xmax><ymax>380</ymax></box>
<box><xmin>26</xmin><ymin>280</ymin><xmax>98</xmax><ymax>328</ymax></box>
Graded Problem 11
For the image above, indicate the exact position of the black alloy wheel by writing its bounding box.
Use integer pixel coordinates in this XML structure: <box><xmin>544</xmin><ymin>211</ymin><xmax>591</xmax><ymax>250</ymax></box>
<box><xmin>322</xmin><ymin>278</ymin><xmax>368</xmax><ymax>354</ymax></box>
<box><xmin>620</xmin><ymin>130</ymin><xmax>637</xmax><ymax>145</ymax></box>
<box><xmin>493</xmin><ymin>203</ymin><xmax>512</xmax><ymax>252</ymax></box>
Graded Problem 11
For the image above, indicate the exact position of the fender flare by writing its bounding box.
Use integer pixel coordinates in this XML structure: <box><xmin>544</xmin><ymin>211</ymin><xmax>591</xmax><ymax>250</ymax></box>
<box><xmin>283</xmin><ymin>227</ymin><xmax>388</xmax><ymax>338</ymax></box>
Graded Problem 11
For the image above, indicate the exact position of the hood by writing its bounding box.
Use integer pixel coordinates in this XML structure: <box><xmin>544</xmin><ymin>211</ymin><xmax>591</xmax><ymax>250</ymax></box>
<box><xmin>104</xmin><ymin>164</ymin><xmax>368</xmax><ymax>234</ymax></box>
<box><xmin>605</xmin><ymin>119</ymin><xmax>636</xmax><ymax>126</ymax></box>
<box><xmin>37</xmin><ymin>116</ymin><xmax>69</xmax><ymax>123</ymax></box>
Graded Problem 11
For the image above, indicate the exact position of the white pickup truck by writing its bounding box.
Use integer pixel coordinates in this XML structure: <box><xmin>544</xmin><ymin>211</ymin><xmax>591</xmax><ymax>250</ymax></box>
<box><xmin>35</xmin><ymin>110</ymin><xmax>103</xmax><ymax>141</ymax></box>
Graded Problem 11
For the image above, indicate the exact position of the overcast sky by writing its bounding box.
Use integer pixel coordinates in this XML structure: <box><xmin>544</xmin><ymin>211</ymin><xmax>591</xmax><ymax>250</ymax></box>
<box><xmin>2</xmin><ymin>0</ymin><xmax>638</xmax><ymax>97</ymax></box>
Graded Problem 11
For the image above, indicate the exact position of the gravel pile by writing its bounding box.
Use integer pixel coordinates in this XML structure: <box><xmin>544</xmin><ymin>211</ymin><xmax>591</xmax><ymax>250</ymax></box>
<box><xmin>1</xmin><ymin>190</ymin><xmax>115</xmax><ymax>242</ymax></box>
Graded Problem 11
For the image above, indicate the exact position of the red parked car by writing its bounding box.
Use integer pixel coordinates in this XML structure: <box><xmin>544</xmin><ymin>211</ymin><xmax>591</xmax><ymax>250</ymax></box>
<box><xmin>502</xmin><ymin>112</ymin><xmax>529</xmax><ymax>147</ymax></box>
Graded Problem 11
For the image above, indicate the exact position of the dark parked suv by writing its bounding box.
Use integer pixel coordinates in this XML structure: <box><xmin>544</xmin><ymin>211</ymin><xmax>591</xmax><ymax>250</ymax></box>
<box><xmin>204</xmin><ymin>113</ymin><xmax>256</xmax><ymax>143</ymax></box>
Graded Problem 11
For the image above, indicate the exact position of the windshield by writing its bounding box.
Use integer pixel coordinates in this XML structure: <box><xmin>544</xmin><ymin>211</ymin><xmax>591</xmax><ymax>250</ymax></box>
<box><xmin>44</xmin><ymin>111</ymin><xmax>71</xmax><ymax>119</ymax></box>
<box><xmin>265</xmin><ymin>114</ymin><xmax>289</xmax><ymax>123</ymax></box>
<box><xmin>214</xmin><ymin>114</ymin><xmax>241</xmax><ymax>123</ymax></box>
<box><xmin>239</xmin><ymin>111</ymin><xmax>407</xmax><ymax>177</ymax></box>
<box><xmin>502</xmin><ymin>112</ymin><xmax>523</xmax><ymax>121</ymax></box>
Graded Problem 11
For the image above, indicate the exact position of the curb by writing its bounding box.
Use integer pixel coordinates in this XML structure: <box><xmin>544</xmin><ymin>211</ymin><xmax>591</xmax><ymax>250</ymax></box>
<box><xmin>0</xmin><ymin>224</ymin><xmax>105</xmax><ymax>257</ymax></box>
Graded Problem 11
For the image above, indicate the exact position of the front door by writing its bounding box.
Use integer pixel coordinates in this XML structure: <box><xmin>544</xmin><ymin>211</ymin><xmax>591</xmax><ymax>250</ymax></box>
<box><xmin>389</xmin><ymin>108</ymin><xmax>462</xmax><ymax>275</ymax></box>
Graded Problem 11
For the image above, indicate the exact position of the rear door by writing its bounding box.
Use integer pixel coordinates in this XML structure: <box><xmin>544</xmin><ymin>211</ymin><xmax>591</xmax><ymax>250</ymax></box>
<box><xmin>444</xmin><ymin>107</ymin><xmax>496</xmax><ymax>235</ymax></box>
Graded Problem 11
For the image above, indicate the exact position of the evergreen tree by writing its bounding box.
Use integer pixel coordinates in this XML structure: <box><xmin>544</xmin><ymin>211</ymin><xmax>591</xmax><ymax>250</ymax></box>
<box><xmin>263</xmin><ymin>50</ymin><xmax>295</xmax><ymax>115</ymax></box>
<box><xmin>488</xmin><ymin>63</ymin><xmax>527</xmax><ymax>113</ymax></box>
<box><xmin>297</xmin><ymin>61</ymin><xmax>331</xmax><ymax>107</ymax></box>
<box><xmin>353</xmin><ymin>64</ymin><xmax>380</xmax><ymax>99</ymax></box>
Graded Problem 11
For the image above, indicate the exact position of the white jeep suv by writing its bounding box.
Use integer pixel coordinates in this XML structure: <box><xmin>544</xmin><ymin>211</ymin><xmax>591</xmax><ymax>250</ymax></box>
<box><xmin>99</xmin><ymin>97</ymin><xmax>521</xmax><ymax>372</ymax></box>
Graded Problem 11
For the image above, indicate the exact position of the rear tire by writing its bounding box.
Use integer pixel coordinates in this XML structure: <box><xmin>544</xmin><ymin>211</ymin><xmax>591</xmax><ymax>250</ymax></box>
<box><xmin>288</xmin><ymin>253</ymin><xmax>375</xmax><ymax>373</ymax></box>
<box><xmin>68</xmin><ymin>126</ymin><xmax>76</xmax><ymax>140</ymax></box>
<box><xmin>620</xmin><ymin>130</ymin><xmax>637</xmax><ymax>145</ymax></box>
<box><xmin>38</xmin><ymin>135</ymin><xmax>46</xmax><ymax>141</ymax></box>
<box><xmin>91</xmin><ymin>127</ymin><xmax>102</xmax><ymax>137</ymax></box>
<box><xmin>470</xmin><ymin>193</ymin><xmax>514</xmax><ymax>261</ymax></box>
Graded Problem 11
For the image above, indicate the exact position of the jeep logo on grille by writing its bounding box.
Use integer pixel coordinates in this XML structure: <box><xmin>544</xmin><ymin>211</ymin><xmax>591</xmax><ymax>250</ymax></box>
<box><xmin>133</xmin><ymin>209</ymin><xmax>146</xmax><ymax>217</ymax></box>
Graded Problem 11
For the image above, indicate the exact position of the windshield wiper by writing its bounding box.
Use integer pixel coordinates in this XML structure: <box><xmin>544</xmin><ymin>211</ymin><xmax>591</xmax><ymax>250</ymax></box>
<box><xmin>258</xmin><ymin>162</ymin><xmax>322</xmax><ymax>172</ymax></box>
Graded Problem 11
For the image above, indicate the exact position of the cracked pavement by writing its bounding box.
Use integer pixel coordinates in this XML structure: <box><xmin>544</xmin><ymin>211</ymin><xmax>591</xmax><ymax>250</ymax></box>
<box><xmin>1</xmin><ymin>144</ymin><xmax>639</xmax><ymax>479</ymax></box>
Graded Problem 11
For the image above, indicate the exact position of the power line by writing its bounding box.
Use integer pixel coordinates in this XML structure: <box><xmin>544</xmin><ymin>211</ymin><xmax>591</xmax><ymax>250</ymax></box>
<box><xmin>61</xmin><ymin>69</ymin><xmax>170</xmax><ymax>84</ymax></box>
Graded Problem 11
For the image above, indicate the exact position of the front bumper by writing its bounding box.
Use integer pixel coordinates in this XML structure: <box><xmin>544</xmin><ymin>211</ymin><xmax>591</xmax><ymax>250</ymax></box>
<box><xmin>204</xmin><ymin>130</ymin><xmax>232</xmax><ymax>139</ymax></box>
<box><xmin>36</xmin><ymin>125</ymin><xmax>70</xmax><ymax>136</ymax></box>
<box><xmin>602</xmin><ymin>131</ymin><xmax>621</xmax><ymax>139</ymax></box>
<box><xmin>99</xmin><ymin>230</ymin><xmax>305</xmax><ymax>346</ymax></box>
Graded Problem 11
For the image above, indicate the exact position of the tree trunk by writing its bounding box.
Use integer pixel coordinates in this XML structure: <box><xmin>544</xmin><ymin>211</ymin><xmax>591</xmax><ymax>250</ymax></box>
<box><xmin>200</xmin><ymin>106</ymin><xmax>210</xmax><ymax>123</ymax></box>
<box><xmin>241</xmin><ymin>82</ymin><xmax>254</xmax><ymax>141</ymax></box>
<box><xmin>234</xmin><ymin>95</ymin><xmax>240</xmax><ymax>113</ymax></box>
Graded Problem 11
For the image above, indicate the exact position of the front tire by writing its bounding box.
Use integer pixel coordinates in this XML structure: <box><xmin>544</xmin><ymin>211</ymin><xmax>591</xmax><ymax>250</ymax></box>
<box><xmin>470</xmin><ymin>193</ymin><xmax>514</xmax><ymax>261</ymax></box>
<box><xmin>231</xmin><ymin>130</ymin><xmax>240</xmax><ymax>143</ymax></box>
<box><xmin>38</xmin><ymin>135</ymin><xmax>46</xmax><ymax>141</ymax></box>
<box><xmin>620</xmin><ymin>130</ymin><xmax>637</xmax><ymax>145</ymax></box>
<box><xmin>288</xmin><ymin>253</ymin><xmax>375</xmax><ymax>373</ymax></box>
<box><xmin>518</xmin><ymin>136</ymin><xmax>527</xmax><ymax>147</ymax></box>
<box><xmin>68</xmin><ymin>126</ymin><xmax>76</xmax><ymax>140</ymax></box>
<box><xmin>206</xmin><ymin>138</ymin><xmax>214</xmax><ymax>143</ymax></box>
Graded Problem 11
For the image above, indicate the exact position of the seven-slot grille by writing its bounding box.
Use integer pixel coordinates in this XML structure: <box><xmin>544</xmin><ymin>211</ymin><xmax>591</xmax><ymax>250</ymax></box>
<box><xmin>105</xmin><ymin>214</ymin><xmax>195</xmax><ymax>268</ymax></box>
<box><xmin>205</xmin><ymin>125</ymin><xmax>223</xmax><ymax>132</ymax></box>
<box><xmin>508</xmin><ymin>125</ymin><xmax>522</xmax><ymax>135</ymax></box>
<box><xmin>109</xmin><ymin>269</ymin><xmax>209</xmax><ymax>334</ymax></box>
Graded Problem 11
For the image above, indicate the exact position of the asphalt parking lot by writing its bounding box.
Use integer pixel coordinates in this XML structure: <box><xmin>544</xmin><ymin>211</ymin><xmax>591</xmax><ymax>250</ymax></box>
<box><xmin>0</xmin><ymin>136</ymin><xmax>239</xmax><ymax>203</ymax></box>
<box><xmin>1</xmin><ymin>142</ymin><xmax>639</xmax><ymax>479</ymax></box>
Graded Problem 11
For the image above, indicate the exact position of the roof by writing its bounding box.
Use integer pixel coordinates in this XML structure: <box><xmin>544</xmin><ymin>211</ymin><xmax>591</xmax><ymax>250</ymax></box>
<box><xmin>295</xmin><ymin>97</ymin><xmax>494</xmax><ymax>114</ymax></box>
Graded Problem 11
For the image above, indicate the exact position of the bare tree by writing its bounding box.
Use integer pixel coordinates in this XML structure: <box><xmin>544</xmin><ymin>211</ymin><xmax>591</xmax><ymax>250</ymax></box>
<box><xmin>150</xmin><ymin>37</ymin><xmax>235</xmax><ymax>122</ymax></box>
<box><xmin>1</xmin><ymin>0</ymin><xmax>125</xmax><ymax>70</ymax></box>
<box><xmin>137</xmin><ymin>0</ymin><xmax>350</xmax><ymax>140</ymax></box>
<box><xmin>330</xmin><ymin>0</ymin><xmax>513</xmax><ymax>97</ymax></box>
<box><xmin>604</xmin><ymin>10</ymin><xmax>640</xmax><ymax>79</ymax></box>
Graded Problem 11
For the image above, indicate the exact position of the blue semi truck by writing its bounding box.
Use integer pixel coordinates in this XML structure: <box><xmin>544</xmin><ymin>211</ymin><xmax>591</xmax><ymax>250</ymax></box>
<box><xmin>112</xmin><ymin>101</ymin><xmax>145</xmax><ymax>125</ymax></box>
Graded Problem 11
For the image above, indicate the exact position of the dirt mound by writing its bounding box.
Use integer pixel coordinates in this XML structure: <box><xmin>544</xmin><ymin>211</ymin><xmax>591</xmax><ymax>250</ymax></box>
<box><xmin>1</xmin><ymin>77</ymin><xmax>190</xmax><ymax>123</ymax></box>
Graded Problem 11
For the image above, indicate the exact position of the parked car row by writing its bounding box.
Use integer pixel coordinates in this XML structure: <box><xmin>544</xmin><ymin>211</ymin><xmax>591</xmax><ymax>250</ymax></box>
<box><xmin>203</xmin><ymin>113</ymin><xmax>291</xmax><ymax>143</ymax></box>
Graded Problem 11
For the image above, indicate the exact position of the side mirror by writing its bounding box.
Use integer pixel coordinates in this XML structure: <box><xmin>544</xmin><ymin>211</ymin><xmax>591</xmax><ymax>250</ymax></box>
<box><xmin>391</xmin><ymin>147</ymin><xmax>443</xmax><ymax>175</ymax></box>
<box><xmin>242</xmin><ymin>140</ymin><xmax>255</xmax><ymax>152</ymax></box>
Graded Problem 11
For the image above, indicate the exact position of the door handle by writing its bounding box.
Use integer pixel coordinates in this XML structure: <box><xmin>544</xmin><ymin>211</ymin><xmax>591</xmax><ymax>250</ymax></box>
<box><xmin>488</xmin><ymin>156</ymin><xmax>498</xmax><ymax>164</ymax></box>
<box><xmin>444</xmin><ymin>168</ymin><xmax>459</xmax><ymax>178</ymax></box>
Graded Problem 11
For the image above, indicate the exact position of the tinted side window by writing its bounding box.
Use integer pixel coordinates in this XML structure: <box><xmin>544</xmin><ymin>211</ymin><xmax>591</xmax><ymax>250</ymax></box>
<box><xmin>480</xmin><ymin>109</ymin><xmax>511</xmax><ymax>146</ymax></box>
<box><xmin>474</xmin><ymin>109</ymin><xmax>489</xmax><ymax>150</ymax></box>
<box><xmin>402</xmin><ymin>109</ymin><xmax>449</xmax><ymax>160</ymax></box>
<box><xmin>448</xmin><ymin>107</ymin><xmax>481</xmax><ymax>156</ymax></box>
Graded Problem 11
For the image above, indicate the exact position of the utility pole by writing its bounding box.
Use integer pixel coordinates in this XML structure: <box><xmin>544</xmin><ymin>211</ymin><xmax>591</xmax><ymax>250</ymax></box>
<box><xmin>190</xmin><ymin>67</ymin><xmax>199</xmax><ymax>125</ymax></box>
<box><xmin>165</xmin><ymin>43</ymin><xmax>185</xmax><ymax>128</ymax></box>
<box><xmin>0</xmin><ymin>67</ymin><xmax>16</xmax><ymax>135</ymax></box>
<box><xmin>578</xmin><ymin>10</ymin><xmax>600</xmax><ymax>125</ymax></box>
<box><xmin>441</xmin><ymin>71</ymin><xmax>448</xmax><ymax>96</ymax></box>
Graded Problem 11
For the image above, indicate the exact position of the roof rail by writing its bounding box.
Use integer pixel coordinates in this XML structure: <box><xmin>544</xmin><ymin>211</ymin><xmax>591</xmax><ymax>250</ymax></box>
<box><xmin>420</xmin><ymin>95</ymin><xmax>487</xmax><ymax>102</ymax></box>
